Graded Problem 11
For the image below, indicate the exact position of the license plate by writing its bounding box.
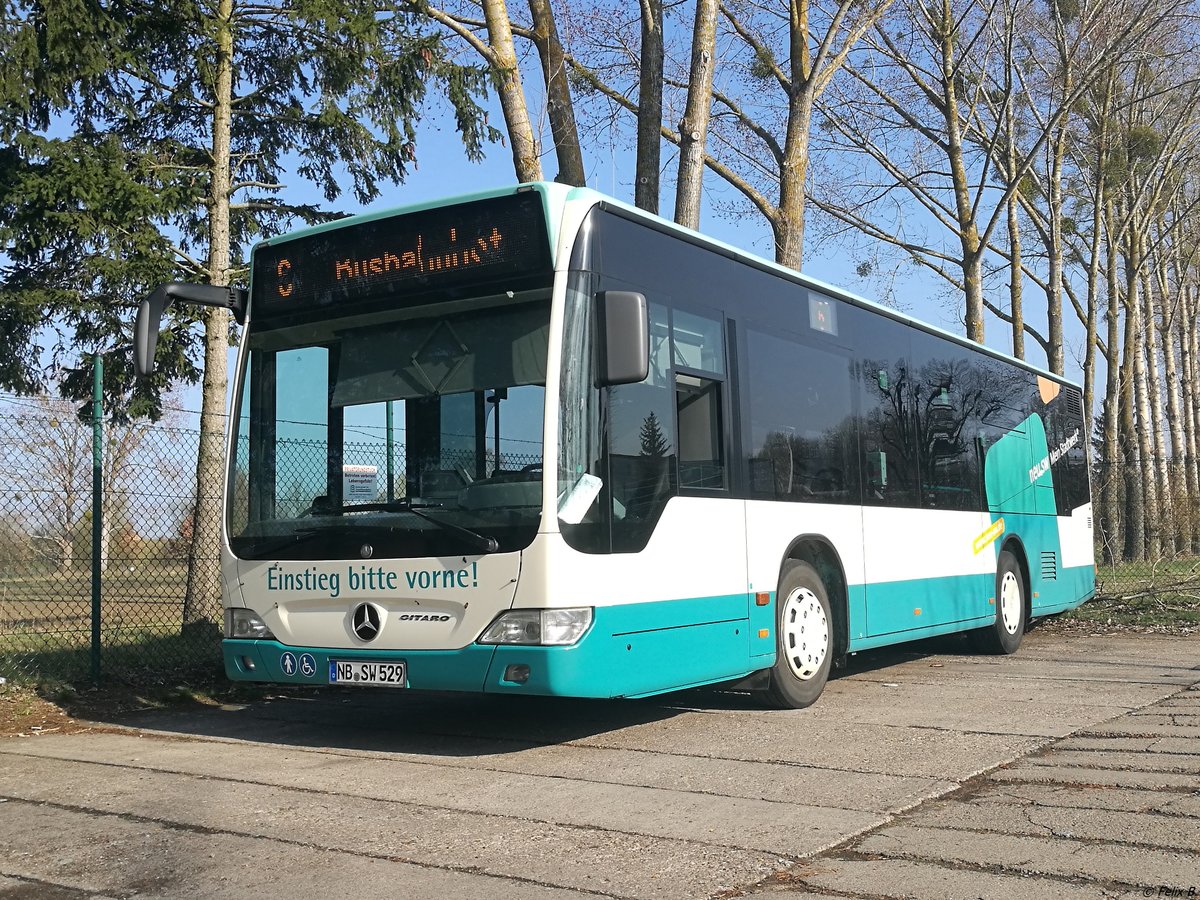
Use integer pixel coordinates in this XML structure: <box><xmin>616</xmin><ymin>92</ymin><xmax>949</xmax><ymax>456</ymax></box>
<box><xmin>329</xmin><ymin>660</ymin><xmax>407</xmax><ymax>687</ymax></box>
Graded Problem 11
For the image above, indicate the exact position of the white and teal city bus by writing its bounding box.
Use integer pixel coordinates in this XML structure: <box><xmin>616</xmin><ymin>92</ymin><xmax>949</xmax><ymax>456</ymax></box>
<box><xmin>136</xmin><ymin>183</ymin><xmax>1094</xmax><ymax>707</ymax></box>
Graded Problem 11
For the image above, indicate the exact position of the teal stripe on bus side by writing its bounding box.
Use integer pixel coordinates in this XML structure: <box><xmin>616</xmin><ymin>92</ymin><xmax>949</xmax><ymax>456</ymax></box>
<box><xmin>858</xmin><ymin>571</ymin><xmax>995</xmax><ymax>639</ymax></box>
<box><xmin>224</xmin><ymin>561</ymin><xmax>1095</xmax><ymax>698</ymax></box>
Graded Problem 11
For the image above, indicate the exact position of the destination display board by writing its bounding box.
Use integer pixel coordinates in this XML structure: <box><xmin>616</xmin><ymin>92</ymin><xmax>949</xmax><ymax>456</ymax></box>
<box><xmin>251</xmin><ymin>191</ymin><xmax>552</xmax><ymax>324</ymax></box>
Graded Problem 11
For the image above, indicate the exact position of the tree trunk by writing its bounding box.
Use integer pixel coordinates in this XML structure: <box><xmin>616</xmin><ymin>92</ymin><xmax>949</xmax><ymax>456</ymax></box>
<box><xmin>1082</xmin><ymin>181</ymin><xmax>1103</xmax><ymax>433</ymax></box>
<box><xmin>483</xmin><ymin>0</ymin><xmax>543</xmax><ymax>183</ymax></box>
<box><xmin>1007</xmin><ymin>200</ymin><xmax>1024</xmax><ymax>359</ymax></box>
<box><xmin>774</xmin><ymin>93</ymin><xmax>812</xmax><ymax>269</ymax></box>
<box><xmin>1100</xmin><ymin>199</ymin><xmax>1122</xmax><ymax>565</ymax></box>
<box><xmin>1118</xmin><ymin>356</ymin><xmax>1141</xmax><ymax>562</ymax></box>
<box><xmin>183</xmin><ymin>0</ymin><xmax>234</xmax><ymax>627</ymax></box>
<box><xmin>56</xmin><ymin>533</ymin><xmax>73</xmax><ymax>575</ymax></box>
<box><xmin>961</xmin><ymin>245</ymin><xmax>984</xmax><ymax>343</ymax></box>
<box><xmin>1042</xmin><ymin>102</ymin><xmax>1070</xmax><ymax>374</ymax></box>
<box><xmin>1125</xmin><ymin>234</ymin><xmax>1157</xmax><ymax>561</ymax></box>
<box><xmin>935</xmin><ymin>0</ymin><xmax>983</xmax><ymax>343</ymax></box>
<box><xmin>635</xmin><ymin>0</ymin><xmax>664</xmax><ymax>213</ymax></box>
<box><xmin>527</xmin><ymin>0</ymin><xmax>584</xmax><ymax>186</ymax></box>
<box><xmin>674</xmin><ymin>0</ymin><xmax>718</xmax><ymax>229</ymax></box>
<box><xmin>1180</xmin><ymin>282</ymin><xmax>1200</xmax><ymax>553</ymax></box>
<box><xmin>1161</xmin><ymin>274</ymin><xmax>1190</xmax><ymax>555</ymax></box>
<box><xmin>1140</xmin><ymin>263</ymin><xmax>1170</xmax><ymax>557</ymax></box>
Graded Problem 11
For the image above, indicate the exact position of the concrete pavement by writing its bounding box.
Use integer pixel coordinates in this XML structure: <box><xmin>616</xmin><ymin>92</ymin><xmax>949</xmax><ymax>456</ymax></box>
<box><xmin>0</xmin><ymin>629</ymin><xmax>1196</xmax><ymax>899</ymax></box>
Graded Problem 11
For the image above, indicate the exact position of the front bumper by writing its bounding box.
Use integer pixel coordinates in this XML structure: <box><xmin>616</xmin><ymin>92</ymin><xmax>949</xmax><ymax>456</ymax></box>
<box><xmin>224</xmin><ymin>594</ymin><xmax>758</xmax><ymax>698</ymax></box>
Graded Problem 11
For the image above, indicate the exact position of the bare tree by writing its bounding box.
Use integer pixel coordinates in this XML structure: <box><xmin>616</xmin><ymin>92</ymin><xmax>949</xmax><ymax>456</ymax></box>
<box><xmin>567</xmin><ymin>0</ymin><xmax>896</xmax><ymax>266</ymax></box>
<box><xmin>528</xmin><ymin>0</ymin><xmax>586</xmax><ymax>184</ymax></box>
<box><xmin>8</xmin><ymin>397</ymin><xmax>91</xmax><ymax>575</ymax></box>
<box><xmin>6</xmin><ymin>395</ymin><xmax>163</xmax><ymax>577</ymax></box>
<box><xmin>636</xmin><ymin>0</ymin><xmax>665</xmax><ymax>212</ymax></box>
<box><xmin>674</xmin><ymin>0</ymin><xmax>719</xmax><ymax>228</ymax></box>
<box><xmin>814</xmin><ymin>0</ymin><xmax>1183</xmax><ymax>351</ymax></box>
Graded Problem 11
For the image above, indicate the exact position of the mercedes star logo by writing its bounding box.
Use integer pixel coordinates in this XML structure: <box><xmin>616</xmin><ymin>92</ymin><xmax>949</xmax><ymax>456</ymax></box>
<box><xmin>352</xmin><ymin>603</ymin><xmax>381</xmax><ymax>641</ymax></box>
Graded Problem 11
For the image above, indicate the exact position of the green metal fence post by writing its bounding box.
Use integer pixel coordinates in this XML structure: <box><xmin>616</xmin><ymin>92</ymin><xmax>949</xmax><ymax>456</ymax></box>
<box><xmin>91</xmin><ymin>353</ymin><xmax>103</xmax><ymax>683</ymax></box>
<box><xmin>386</xmin><ymin>399</ymin><xmax>395</xmax><ymax>502</ymax></box>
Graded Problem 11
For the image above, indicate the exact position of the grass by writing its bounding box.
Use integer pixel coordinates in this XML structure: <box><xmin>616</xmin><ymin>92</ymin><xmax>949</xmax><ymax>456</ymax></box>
<box><xmin>1</xmin><ymin>561</ymin><xmax>223</xmax><ymax>684</ymax></box>
<box><xmin>1</xmin><ymin>624</ymin><xmax>223</xmax><ymax>686</ymax></box>
<box><xmin>1053</xmin><ymin>556</ymin><xmax>1200</xmax><ymax>631</ymax></box>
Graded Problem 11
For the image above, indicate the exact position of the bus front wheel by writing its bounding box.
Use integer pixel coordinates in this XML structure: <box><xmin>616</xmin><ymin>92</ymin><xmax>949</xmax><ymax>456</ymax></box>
<box><xmin>762</xmin><ymin>562</ymin><xmax>832</xmax><ymax>709</ymax></box>
<box><xmin>971</xmin><ymin>550</ymin><xmax>1026</xmax><ymax>655</ymax></box>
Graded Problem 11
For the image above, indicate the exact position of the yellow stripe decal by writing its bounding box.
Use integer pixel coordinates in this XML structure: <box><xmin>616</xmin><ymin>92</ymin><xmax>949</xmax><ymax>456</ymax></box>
<box><xmin>973</xmin><ymin>518</ymin><xmax>1005</xmax><ymax>555</ymax></box>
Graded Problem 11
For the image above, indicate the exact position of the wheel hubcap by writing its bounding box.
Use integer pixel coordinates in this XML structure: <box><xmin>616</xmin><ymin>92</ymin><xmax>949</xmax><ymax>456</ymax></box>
<box><xmin>999</xmin><ymin>571</ymin><xmax>1022</xmax><ymax>634</ymax></box>
<box><xmin>781</xmin><ymin>587</ymin><xmax>829</xmax><ymax>680</ymax></box>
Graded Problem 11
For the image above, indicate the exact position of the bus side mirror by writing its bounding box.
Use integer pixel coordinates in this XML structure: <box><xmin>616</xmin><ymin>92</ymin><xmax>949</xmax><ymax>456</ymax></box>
<box><xmin>595</xmin><ymin>290</ymin><xmax>649</xmax><ymax>387</ymax></box>
<box><xmin>134</xmin><ymin>282</ymin><xmax>248</xmax><ymax>377</ymax></box>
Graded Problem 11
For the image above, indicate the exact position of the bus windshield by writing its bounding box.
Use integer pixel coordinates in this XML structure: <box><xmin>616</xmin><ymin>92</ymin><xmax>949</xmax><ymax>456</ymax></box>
<box><xmin>228</xmin><ymin>295</ymin><xmax>551</xmax><ymax>560</ymax></box>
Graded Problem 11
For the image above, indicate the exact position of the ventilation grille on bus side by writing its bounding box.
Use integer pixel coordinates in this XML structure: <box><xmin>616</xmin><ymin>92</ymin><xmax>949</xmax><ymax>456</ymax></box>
<box><xmin>1040</xmin><ymin>551</ymin><xmax>1058</xmax><ymax>581</ymax></box>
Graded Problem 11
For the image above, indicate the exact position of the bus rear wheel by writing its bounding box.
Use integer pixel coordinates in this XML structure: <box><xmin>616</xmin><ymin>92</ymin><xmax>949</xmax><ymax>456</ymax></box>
<box><xmin>761</xmin><ymin>562</ymin><xmax>832</xmax><ymax>709</ymax></box>
<box><xmin>971</xmin><ymin>549</ymin><xmax>1025</xmax><ymax>655</ymax></box>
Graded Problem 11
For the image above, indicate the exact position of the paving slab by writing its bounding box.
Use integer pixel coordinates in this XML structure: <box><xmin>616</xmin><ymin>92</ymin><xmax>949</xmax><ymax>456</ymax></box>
<box><xmin>908</xmin><ymin>797</ymin><xmax>1200</xmax><ymax>852</ymax></box>
<box><xmin>968</xmin><ymin>781</ymin><xmax>1198</xmax><ymax>814</ymax></box>
<box><xmin>0</xmin><ymin>800</ymin><xmax>597</xmax><ymax>900</ymax></box>
<box><xmin>3</xmin><ymin>730</ymin><xmax>955</xmax><ymax>815</ymax></box>
<box><xmin>1025</xmin><ymin>748</ymin><xmax>1200</xmax><ymax>774</ymax></box>
<box><xmin>1161</xmin><ymin>793</ymin><xmax>1200</xmax><ymax>817</ymax></box>
<box><xmin>754</xmin><ymin>857</ymin><xmax>1140</xmax><ymax>900</ymax></box>
<box><xmin>1079</xmin><ymin>721</ymin><xmax>1200</xmax><ymax>738</ymax></box>
<box><xmin>854</xmin><ymin>824</ymin><xmax>1200</xmax><ymax>889</ymax></box>
<box><xmin>991</xmin><ymin>763</ymin><xmax>1200</xmax><ymax>790</ymax></box>
<box><xmin>0</xmin><ymin>735</ymin><xmax>884</xmax><ymax>857</ymax></box>
<box><xmin>130</xmin><ymin>695</ymin><xmax>1054</xmax><ymax>781</ymax></box>
<box><xmin>1055</xmin><ymin>736</ymin><xmax>1162</xmax><ymax>752</ymax></box>
<box><xmin>0</xmin><ymin>754</ymin><xmax>787</xmax><ymax>900</ymax></box>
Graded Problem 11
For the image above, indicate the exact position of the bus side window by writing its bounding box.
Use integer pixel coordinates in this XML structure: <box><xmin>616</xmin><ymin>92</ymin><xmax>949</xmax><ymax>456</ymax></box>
<box><xmin>744</xmin><ymin>325</ymin><xmax>855</xmax><ymax>504</ymax></box>
<box><xmin>852</xmin><ymin>310</ymin><xmax>919</xmax><ymax>508</ymax></box>
<box><xmin>607</xmin><ymin>301</ymin><xmax>677</xmax><ymax>551</ymax></box>
<box><xmin>910</xmin><ymin>332</ymin><xmax>1008</xmax><ymax>512</ymax></box>
<box><xmin>675</xmin><ymin>373</ymin><xmax>725</xmax><ymax>490</ymax></box>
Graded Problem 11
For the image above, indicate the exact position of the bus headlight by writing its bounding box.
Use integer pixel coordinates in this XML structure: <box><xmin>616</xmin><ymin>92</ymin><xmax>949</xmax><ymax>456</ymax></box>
<box><xmin>224</xmin><ymin>608</ymin><xmax>277</xmax><ymax>641</ymax></box>
<box><xmin>478</xmin><ymin>608</ymin><xmax>593</xmax><ymax>646</ymax></box>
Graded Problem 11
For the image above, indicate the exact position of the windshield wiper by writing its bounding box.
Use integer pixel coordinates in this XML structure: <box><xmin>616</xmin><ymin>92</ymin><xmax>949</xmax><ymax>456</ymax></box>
<box><xmin>299</xmin><ymin>499</ymin><xmax>500</xmax><ymax>553</ymax></box>
<box><xmin>334</xmin><ymin>499</ymin><xmax>497</xmax><ymax>553</ymax></box>
<box><xmin>243</xmin><ymin>528</ymin><xmax>329</xmax><ymax>558</ymax></box>
<box><xmin>388</xmin><ymin>500</ymin><xmax>500</xmax><ymax>553</ymax></box>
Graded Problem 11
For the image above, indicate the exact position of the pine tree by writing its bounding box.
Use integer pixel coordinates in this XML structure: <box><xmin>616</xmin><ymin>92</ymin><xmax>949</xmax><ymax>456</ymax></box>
<box><xmin>0</xmin><ymin>0</ymin><xmax>496</xmax><ymax>624</ymax></box>
<box><xmin>639</xmin><ymin>411</ymin><xmax>670</xmax><ymax>458</ymax></box>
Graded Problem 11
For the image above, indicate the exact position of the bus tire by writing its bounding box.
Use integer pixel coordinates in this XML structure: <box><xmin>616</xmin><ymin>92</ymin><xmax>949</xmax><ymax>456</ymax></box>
<box><xmin>761</xmin><ymin>562</ymin><xmax>832</xmax><ymax>709</ymax></box>
<box><xmin>972</xmin><ymin>550</ymin><xmax>1025</xmax><ymax>655</ymax></box>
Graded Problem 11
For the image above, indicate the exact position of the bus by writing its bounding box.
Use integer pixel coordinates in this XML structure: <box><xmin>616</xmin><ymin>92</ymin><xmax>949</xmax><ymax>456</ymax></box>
<box><xmin>135</xmin><ymin>182</ymin><xmax>1094</xmax><ymax>708</ymax></box>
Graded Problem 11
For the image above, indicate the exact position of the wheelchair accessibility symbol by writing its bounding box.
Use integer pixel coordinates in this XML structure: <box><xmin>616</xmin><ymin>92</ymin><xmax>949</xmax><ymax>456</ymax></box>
<box><xmin>298</xmin><ymin>653</ymin><xmax>317</xmax><ymax>677</ymax></box>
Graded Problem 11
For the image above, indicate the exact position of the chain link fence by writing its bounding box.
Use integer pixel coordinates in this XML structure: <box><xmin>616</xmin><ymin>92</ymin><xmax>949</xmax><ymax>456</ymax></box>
<box><xmin>3</xmin><ymin>391</ymin><xmax>1197</xmax><ymax>684</ymax></box>
<box><xmin>0</xmin><ymin>396</ymin><xmax>218</xmax><ymax>684</ymax></box>
<box><xmin>1091</xmin><ymin>458</ymin><xmax>1200</xmax><ymax>623</ymax></box>
<box><xmin>0</xmin><ymin>395</ymin><xmax>541</xmax><ymax>685</ymax></box>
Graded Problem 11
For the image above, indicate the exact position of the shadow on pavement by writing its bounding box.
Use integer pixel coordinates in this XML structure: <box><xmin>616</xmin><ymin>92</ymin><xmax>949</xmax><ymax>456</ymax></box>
<box><xmin>101</xmin><ymin>687</ymin><xmax>694</xmax><ymax>756</ymax></box>
<box><xmin>89</xmin><ymin>634</ymin><xmax>984</xmax><ymax>750</ymax></box>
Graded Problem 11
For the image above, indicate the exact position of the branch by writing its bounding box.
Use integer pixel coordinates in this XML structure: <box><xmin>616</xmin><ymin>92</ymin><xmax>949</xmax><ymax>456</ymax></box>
<box><xmin>719</xmin><ymin>2</ymin><xmax>791</xmax><ymax>94</ymax></box>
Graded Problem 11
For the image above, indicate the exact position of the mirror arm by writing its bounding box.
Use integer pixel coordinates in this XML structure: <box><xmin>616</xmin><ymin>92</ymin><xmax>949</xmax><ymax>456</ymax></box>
<box><xmin>134</xmin><ymin>281</ymin><xmax>248</xmax><ymax>378</ymax></box>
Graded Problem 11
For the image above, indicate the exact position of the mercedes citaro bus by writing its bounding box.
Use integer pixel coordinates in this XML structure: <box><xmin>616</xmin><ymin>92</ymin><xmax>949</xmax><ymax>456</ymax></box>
<box><xmin>135</xmin><ymin>182</ymin><xmax>1093</xmax><ymax>707</ymax></box>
